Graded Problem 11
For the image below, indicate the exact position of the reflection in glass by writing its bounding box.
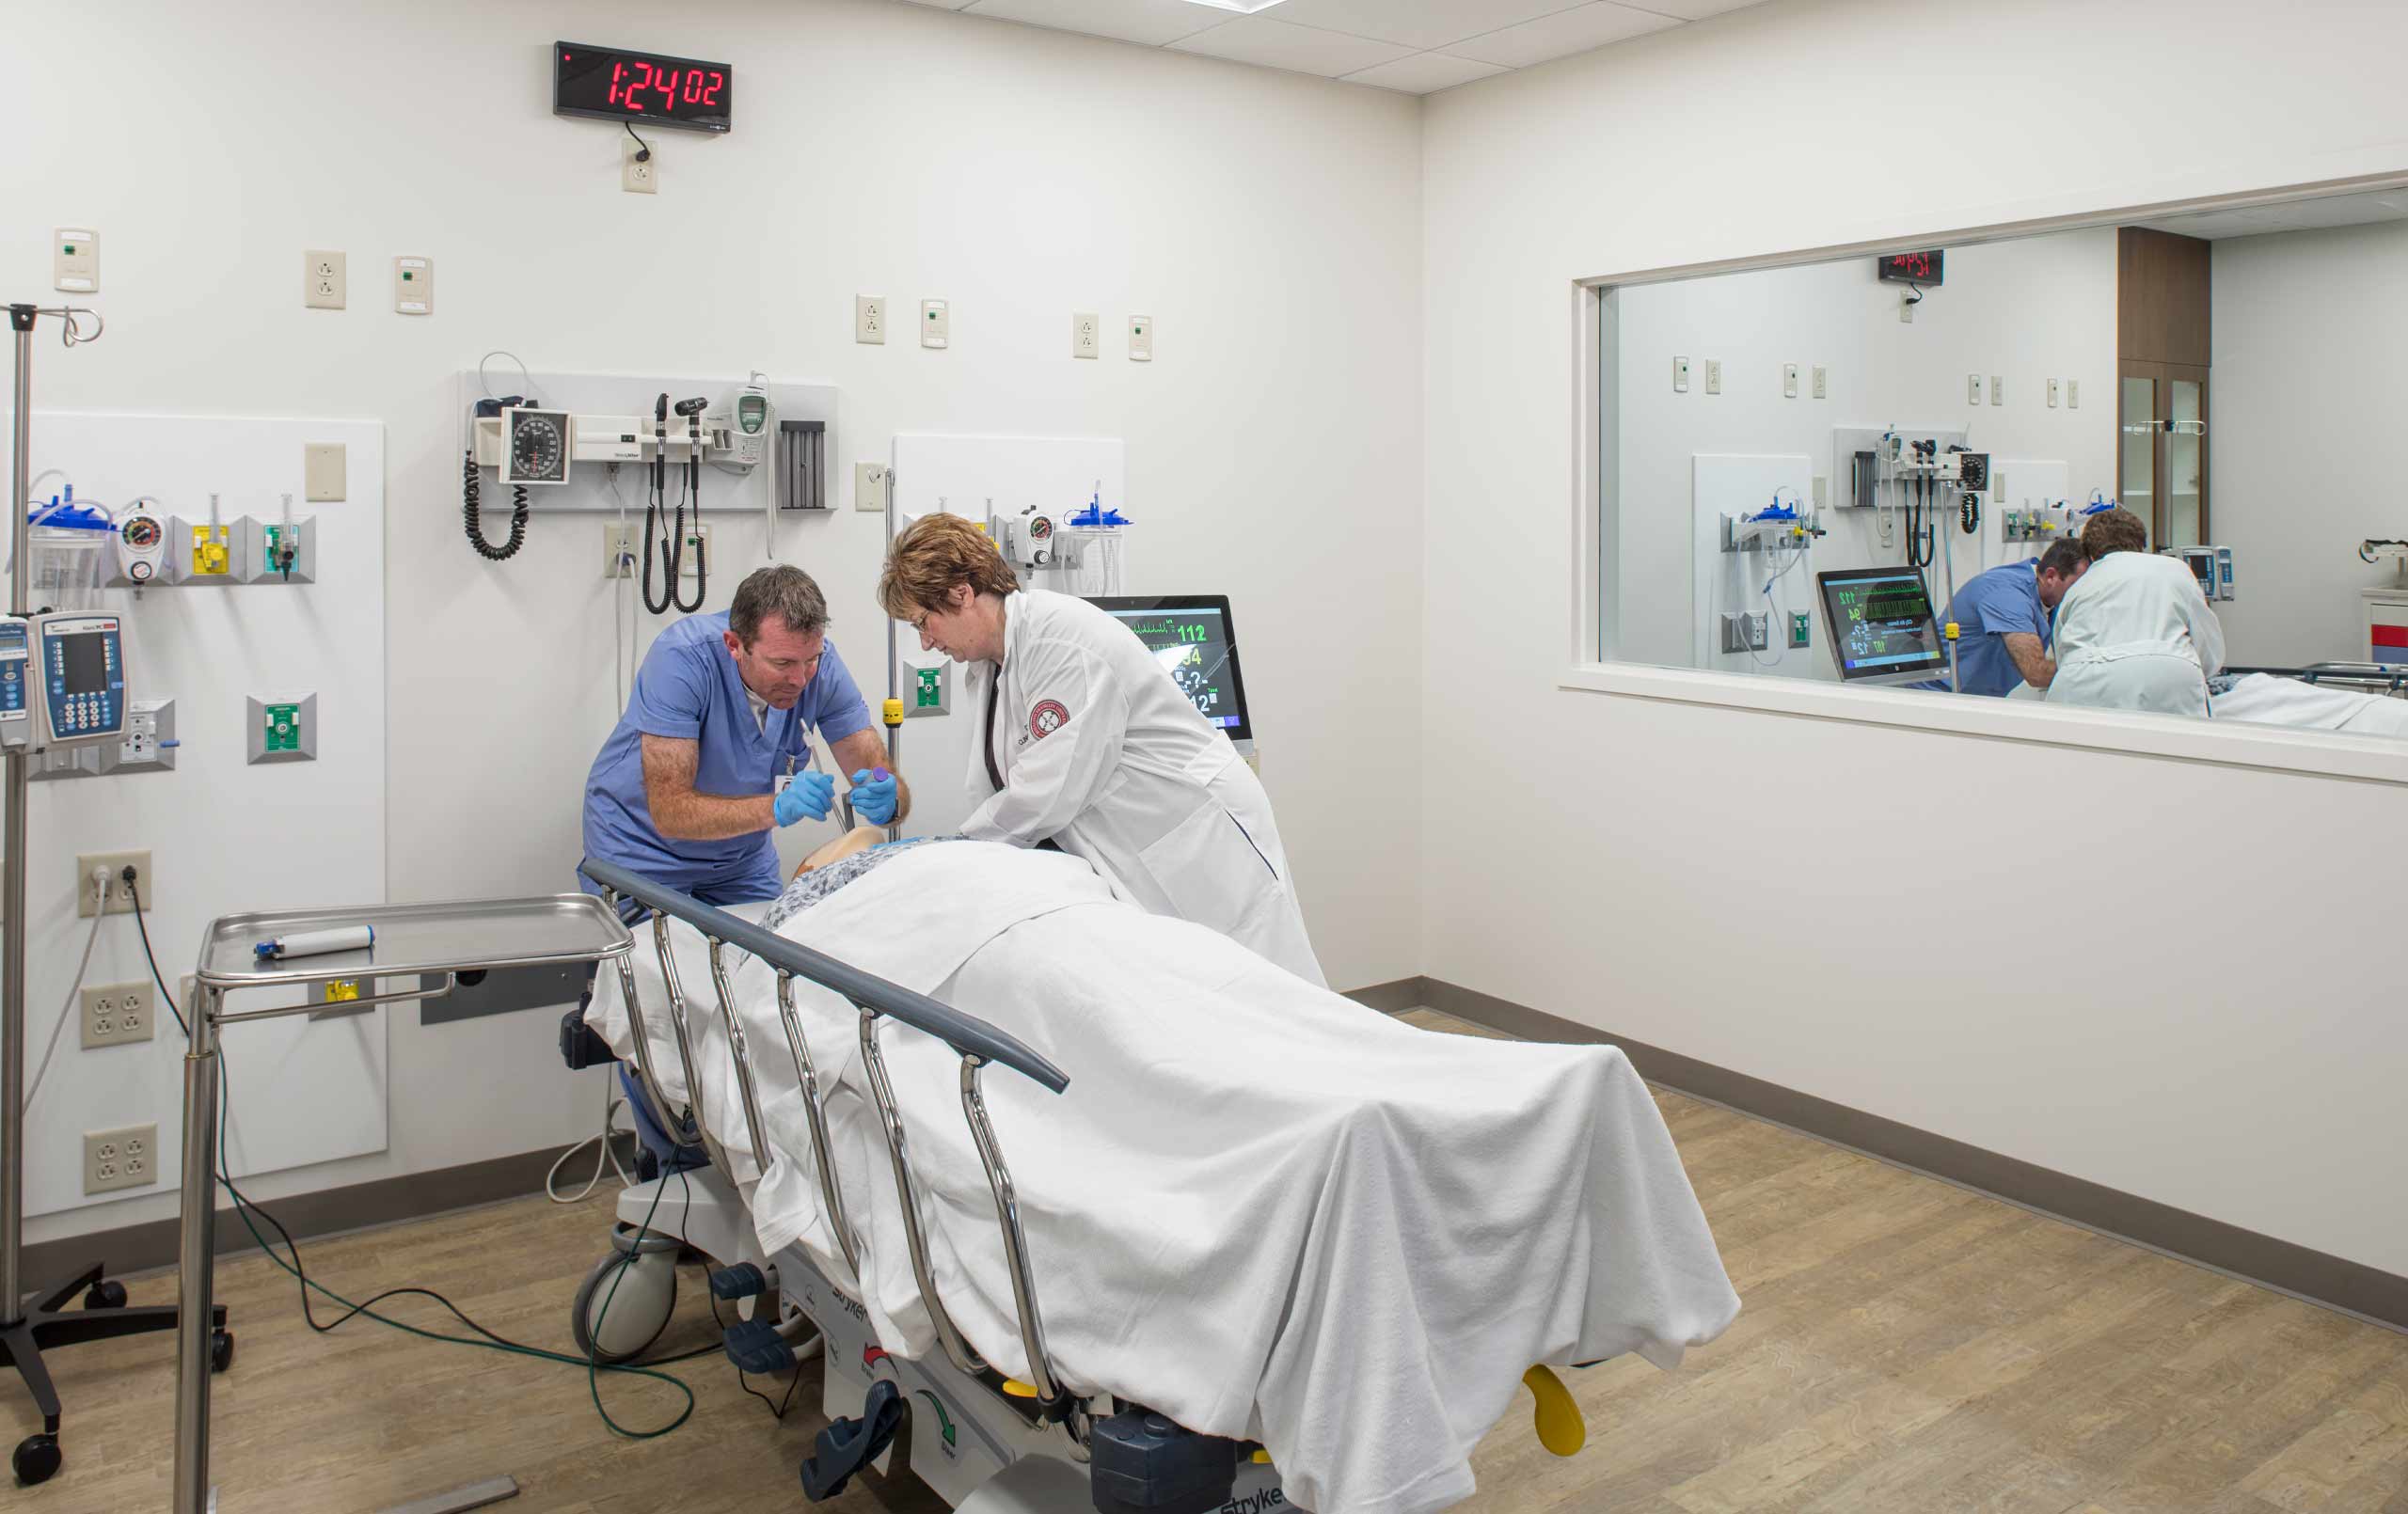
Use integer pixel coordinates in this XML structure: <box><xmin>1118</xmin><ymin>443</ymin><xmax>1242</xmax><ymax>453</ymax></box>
<box><xmin>2168</xmin><ymin>380</ymin><xmax>2204</xmax><ymax>549</ymax></box>
<box><xmin>2120</xmin><ymin>376</ymin><xmax>2157</xmax><ymax>538</ymax></box>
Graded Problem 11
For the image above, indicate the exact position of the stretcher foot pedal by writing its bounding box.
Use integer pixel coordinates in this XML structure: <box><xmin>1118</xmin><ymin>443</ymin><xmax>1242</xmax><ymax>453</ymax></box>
<box><xmin>707</xmin><ymin>1262</ymin><xmax>768</xmax><ymax>1301</ymax></box>
<box><xmin>1088</xmin><ymin>1409</ymin><xmax>1238</xmax><ymax>1514</ymax></box>
<box><xmin>722</xmin><ymin>1317</ymin><xmax>797</xmax><ymax>1375</ymax></box>
<box><xmin>801</xmin><ymin>1380</ymin><xmax>906</xmax><ymax>1502</ymax></box>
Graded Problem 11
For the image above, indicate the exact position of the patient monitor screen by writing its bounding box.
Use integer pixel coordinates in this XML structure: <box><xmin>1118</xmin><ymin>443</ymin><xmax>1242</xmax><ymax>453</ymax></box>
<box><xmin>1817</xmin><ymin>568</ymin><xmax>1947</xmax><ymax>682</ymax></box>
<box><xmin>1087</xmin><ymin>595</ymin><xmax>1253</xmax><ymax>741</ymax></box>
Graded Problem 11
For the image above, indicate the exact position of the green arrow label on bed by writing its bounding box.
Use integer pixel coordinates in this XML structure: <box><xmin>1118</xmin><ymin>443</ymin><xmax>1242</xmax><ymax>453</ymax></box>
<box><xmin>914</xmin><ymin>1389</ymin><xmax>957</xmax><ymax>1448</ymax></box>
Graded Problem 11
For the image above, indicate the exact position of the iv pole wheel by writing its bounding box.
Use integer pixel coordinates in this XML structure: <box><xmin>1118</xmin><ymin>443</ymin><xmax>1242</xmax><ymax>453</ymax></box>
<box><xmin>13</xmin><ymin>1432</ymin><xmax>62</xmax><ymax>1487</ymax></box>
<box><xmin>82</xmin><ymin>1279</ymin><xmax>127</xmax><ymax>1309</ymax></box>
<box><xmin>212</xmin><ymin>1329</ymin><xmax>235</xmax><ymax>1374</ymax></box>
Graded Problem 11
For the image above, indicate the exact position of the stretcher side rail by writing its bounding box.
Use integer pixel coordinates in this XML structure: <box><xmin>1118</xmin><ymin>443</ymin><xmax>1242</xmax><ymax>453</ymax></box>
<box><xmin>577</xmin><ymin>858</ymin><xmax>1074</xmax><ymax>1416</ymax></box>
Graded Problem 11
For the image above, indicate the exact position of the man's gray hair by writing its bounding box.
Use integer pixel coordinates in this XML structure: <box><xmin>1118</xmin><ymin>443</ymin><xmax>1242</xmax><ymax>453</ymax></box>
<box><xmin>730</xmin><ymin>565</ymin><xmax>830</xmax><ymax>643</ymax></box>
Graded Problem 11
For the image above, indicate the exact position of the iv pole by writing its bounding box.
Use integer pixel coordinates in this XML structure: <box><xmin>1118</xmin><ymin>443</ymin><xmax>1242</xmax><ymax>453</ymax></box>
<box><xmin>1</xmin><ymin>301</ymin><xmax>219</xmax><ymax>1491</ymax></box>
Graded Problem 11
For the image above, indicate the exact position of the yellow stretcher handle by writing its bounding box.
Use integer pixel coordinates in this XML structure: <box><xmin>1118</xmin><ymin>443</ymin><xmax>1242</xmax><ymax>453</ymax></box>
<box><xmin>1524</xmin><ymin>1365</ymin><xmax>1586</xmax><ymax>1459</ymax></box>
<box><xmin>1001</xmin><ymin>1378</ymin><xmax>1038</xmax><ymax>1398</ymax></box>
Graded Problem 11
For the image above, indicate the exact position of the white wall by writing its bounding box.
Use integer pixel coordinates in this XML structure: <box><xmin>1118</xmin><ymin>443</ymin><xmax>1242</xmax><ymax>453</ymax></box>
<box><xmin>1423</xmin><ymin>0</ymin><xmax>2408</xmax><ymax>1274</ymax></box>
<box><xmin>2212</xmin><ymin>218</ymin><xmax>2408</xmax><ymax>666</ymax></box>
<box><xmin>8</xmin><ymin>0</ymin><xmax>1423</xmax><ymax>1243</ymax></box>
<box><xmin>1612</xmin><ymin>232</ymin><xmax>2117</xmax><ymax>669</ymax></box>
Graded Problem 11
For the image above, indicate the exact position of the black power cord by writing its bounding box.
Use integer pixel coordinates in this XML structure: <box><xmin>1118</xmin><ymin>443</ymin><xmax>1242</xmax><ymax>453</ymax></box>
<box><xmin>708</xmin><ymin>1290</ymin><xmax>803</xmax><ymax>1423</ymax></box>
<box><xmin>124</xmin><ymin>869</ymin><xmax>710</xmax><ymax>1438</ymax></box>
<box><xmin>463</xmin><ymin>447</ymin><xmax>531</xmax><ymax>560</ymax></box>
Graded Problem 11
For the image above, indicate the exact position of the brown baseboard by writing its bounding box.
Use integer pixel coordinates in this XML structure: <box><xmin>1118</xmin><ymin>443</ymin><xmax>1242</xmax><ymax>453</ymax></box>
<box><xmin>22</xmin><ymin>1135</ymin><xmax>638</xmax><ymax>1285</ymax></box>
<box><xmin>1409</xmin><ymin>976</ymin><xmax>2408</xmax><ymax>1333</ymax></box>
<box><xmin>1340</xmin><ymin>976</ymin><xmax>1425</xmax><ymax>1015</ymax></box>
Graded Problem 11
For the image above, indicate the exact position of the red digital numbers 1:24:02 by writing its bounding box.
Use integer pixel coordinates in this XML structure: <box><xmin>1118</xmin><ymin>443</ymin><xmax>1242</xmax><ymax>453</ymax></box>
<box><xmin>605</xmin><ymin>59</ymin><xmax>726</xmax><ymax>112</ymax></box>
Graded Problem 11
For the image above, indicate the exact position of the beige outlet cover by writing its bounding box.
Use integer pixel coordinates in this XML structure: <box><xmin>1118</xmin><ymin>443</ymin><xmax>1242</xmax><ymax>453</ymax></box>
<box><xmin>393</xmin><ymin>256</ymin><xmax>433</xmax><ymax>315</ymax></box>
<box><xmin>305</xmin><ymin>443</ymin><xmax>346</xmax><ymax>502</ymax></box>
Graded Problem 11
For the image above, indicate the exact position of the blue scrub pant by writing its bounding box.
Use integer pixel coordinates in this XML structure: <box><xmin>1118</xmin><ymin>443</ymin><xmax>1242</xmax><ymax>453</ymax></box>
<box><xmin>579</xmin><ymin>855</ymin><xmax>784</xmax><ymax>1178</ymax></box>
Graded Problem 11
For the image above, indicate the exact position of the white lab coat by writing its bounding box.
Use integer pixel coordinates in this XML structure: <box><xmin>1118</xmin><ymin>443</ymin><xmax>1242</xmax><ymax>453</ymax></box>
<box><xmin>960</xmin><ymin>590</ymin><xmax>1325</xmax><ymax>986</ymax></box>
<box><xmin>2047</xmin><ymin>550</ymin><xmax>2226</xmax><ymax>718</ymax></box>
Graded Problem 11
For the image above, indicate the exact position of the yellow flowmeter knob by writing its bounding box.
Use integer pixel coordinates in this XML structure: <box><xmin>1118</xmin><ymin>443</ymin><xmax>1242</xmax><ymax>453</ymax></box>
<box><xmin>1001</xmin><ymin>1378</ymin><xmax>1038</xmax><ymax>1399</ymax></box>
<box><xmin>1523</xmin><ymin>1366</ymin><xmax>1586</xmax><ymax>1459</ymax></box>
<box><xmin>882</xmin><ymin>698</ymin><xmax>904</xmax><ymax>728</ymax></box>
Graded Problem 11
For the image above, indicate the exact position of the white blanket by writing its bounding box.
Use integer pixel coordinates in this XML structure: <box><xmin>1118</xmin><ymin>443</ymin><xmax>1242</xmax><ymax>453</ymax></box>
<box><xmin>587</xmin><ymin>842</ymin><xmax>1738</xmax><ymax>1514</ymax></box>
<box><xmin>2210</xmin><ymin>672</ymin><xmax>2408</xmax><ymax>737</ymax></box>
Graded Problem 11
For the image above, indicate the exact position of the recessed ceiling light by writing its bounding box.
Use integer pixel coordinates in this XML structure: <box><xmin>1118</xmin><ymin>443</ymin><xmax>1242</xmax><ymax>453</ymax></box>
<box><xmin>1176</xmin><ymin>0</ymin><xmax>1291</xmax><ymax>12</ymax></box>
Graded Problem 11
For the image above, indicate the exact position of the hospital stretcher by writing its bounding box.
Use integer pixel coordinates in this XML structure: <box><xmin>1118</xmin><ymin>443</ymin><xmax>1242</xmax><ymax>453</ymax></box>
<box><xmin>572</xmin><ymin>857</ymin><xmax>1593</xmax><ymax>1514</ymax></box>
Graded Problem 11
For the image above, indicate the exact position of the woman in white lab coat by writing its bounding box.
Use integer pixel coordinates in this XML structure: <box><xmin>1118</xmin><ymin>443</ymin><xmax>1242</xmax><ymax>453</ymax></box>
<box><xmin>878</xmin><ymin>514</ymin><xmax>1325</xmax><ymax>986</ymax></box>
<box><xmin>2046</xmin><ymin>507</ymin><xmax>2226</xmax><ymax>717</ymax></box>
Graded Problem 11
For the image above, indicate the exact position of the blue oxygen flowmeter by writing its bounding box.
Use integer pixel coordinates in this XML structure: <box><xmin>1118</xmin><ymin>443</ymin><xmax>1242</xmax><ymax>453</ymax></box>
<box><xmin>23</xmin><ymin>613</ymin><xmax>125</xmax><ymax>749</ymax></box>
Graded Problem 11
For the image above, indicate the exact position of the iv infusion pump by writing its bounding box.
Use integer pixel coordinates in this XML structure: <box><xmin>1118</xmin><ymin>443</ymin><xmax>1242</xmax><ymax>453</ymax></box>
<box><xmin>0</xmin><ymin>613</ymin><xmax>129</xmax><ymax>752</ymax></box>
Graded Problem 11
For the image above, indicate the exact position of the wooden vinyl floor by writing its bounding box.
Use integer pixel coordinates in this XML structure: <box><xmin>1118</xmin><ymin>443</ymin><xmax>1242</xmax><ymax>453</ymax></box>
<box><xmin>9</xmin><ymin>1010</ymin><xmax>2408</xmax><ymax>1513</ymax></box>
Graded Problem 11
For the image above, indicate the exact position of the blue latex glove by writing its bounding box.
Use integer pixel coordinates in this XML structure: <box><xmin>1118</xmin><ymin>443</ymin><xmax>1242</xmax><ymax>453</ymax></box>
<box><xmin>774</xmin><ymin>770</ymin><xmax>836</xmax><ymax>827</ymax></box>
<box><xmin>850</xmin><ymin>767</ymin><xmax>899</xmax><ymax>828</ymax></box>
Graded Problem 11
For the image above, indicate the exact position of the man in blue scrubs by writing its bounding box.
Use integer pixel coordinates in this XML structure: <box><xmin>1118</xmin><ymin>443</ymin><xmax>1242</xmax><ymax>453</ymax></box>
<box><xmin>582</xmin><ymin>564</ymin><xmax>908</xmax><ymax>1168</ymax></box>
<box><xmin>1922</xmin><ymin>539</ymin><xmax>2090</xmax><ymax>696</ymax></box>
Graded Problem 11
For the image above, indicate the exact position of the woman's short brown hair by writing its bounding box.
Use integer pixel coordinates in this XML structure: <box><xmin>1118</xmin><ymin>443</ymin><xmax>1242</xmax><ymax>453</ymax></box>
<box><xmin>2082</xmin><ymin>506</ymin><xmax>2149</xmax><ymax>561</ymax></box>
<box><xmin>878</xmin><ymin>513</ymin><xmax>1021</xmax><ymax>619</ymax></box>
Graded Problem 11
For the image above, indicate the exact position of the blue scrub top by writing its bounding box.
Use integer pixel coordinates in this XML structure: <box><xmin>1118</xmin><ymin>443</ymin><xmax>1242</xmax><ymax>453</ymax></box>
<box><xmin>581</xmin><ymin>610</ymin><xmax>872</xmax><ymax>905</ymax></box>
<box><xmin>1935</xmin><ymin>560</ymin><xmax>2051</xmax><ymax>697</ymax></box>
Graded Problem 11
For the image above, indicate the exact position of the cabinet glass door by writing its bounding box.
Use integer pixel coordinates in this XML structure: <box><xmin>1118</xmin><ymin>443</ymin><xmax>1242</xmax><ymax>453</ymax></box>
<box><xmin>2167</xmin><ymin>379</ymin><xmax>2206</xmax><ymax>549</ymax></box>
<box><xmin>2119</xmin><ymin>375</ymin><xmax>2158</xmax><ymax>533</ymax></box>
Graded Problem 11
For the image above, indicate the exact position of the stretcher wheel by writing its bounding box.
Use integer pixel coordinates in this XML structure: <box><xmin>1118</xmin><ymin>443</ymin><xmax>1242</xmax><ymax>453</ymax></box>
<box><xmin>83</xmin><ymin>1279</ymin><xmax>128</xmax><ymax>1310</ymax></box>
<box><xmin>212</xmin><ymin>1330</ymin><xmax>236</xmax><ymax>1374</ymax></box>
<box><xmin>14</xmin><ymin>1433</ymin><xmax>62</xmax><ymax>1487</ymax></box>
<box><xmin>572</xmin><ymin>1235</ymin><xmax>679</xmax><ymax>1365</ymax></box>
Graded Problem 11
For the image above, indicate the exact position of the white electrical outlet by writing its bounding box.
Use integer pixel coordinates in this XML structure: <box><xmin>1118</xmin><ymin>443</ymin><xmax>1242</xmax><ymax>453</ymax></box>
<box><xmin>855</xmin><ymin>462</ymin><xmax>890</xmax><ymax>513</ymax></box>
<box><xmin>921</xmin><ymin>299</ymin><xmax>950</xmax><ymax>349</ymax></box>
<box><xmin>1812</xmin><ymin>366</ymin><xmax>1828</xmax><ymax>400</ymax></box>
<box><xmin>1703</xmin><ymin>359</ymin><xmax>1721</xmax><ymax>395</ymax></box>
<box><xmin>1071</xmin><ymin>313</ymin><xmax>1100</xmax><ymax>359</ymax></box>
<box><xmin>55</xmin><ymin>228</ymin><xmax>98</xmax><ymax>293</ymax></box>
<box><xmin>1782</xmin><ymin>363</ymin><xmax>1799</xmax><ymax>399</ymax></box>
<box><xmin>855</xmin><ymin>296</ymin><xmax>886</xmax><ymax>344</ymax></box>
<box><xmin>602</xmin><ymin>523</ymin><xmax>637</xmax><ymax>578</ymax></box>
<box><xmin>1967</xmin><ymin>373</ymin><xmax>1984</xmax><ymax>406</ymax></box>
<box><xmin>622</xmin><ymin>136</ymin><xmax>657</xmax><ymax>194</ymax></box>
<box><xmin>76</xmin><ymin>851</ymin><xmax>151</xmax><ymax>918</ymax></box>
<box><xmin>2048</xmin><ymin>378</ymin><xmax>2061</xmax><ymax>409</ymax></box>
<box><xmin>85</xmin><ymin>1124</ymin><xmax>157</xmax><ymax>1195</ymax></box>
<box><xmin>2067</xmin><ymin>379</ymin><xmax>2081</xmax><ymax>409</ymax></box>
<box><xmin>303</xmin><ymin>250</ymin><xmax>345</xmax><ymax>309</ymax></box>
<box><xmin>1990</xmin><ymin>374</ymin><xmax>2004</xmax><ymax>406</ymax></box>
<box><xmin>1900</xmin><ymin>296</ymin><xmax>1915</xmax><ymax>323</ymax></box>
<box><xmin>1672</xmin><ymin>356</ymin><xmax>1690</xmax><ymax>393</ymax></box>
<box><xmin>82</xmin><ymin>981</ymin><xmax>154</xmax><ymax>1049</ymax></box>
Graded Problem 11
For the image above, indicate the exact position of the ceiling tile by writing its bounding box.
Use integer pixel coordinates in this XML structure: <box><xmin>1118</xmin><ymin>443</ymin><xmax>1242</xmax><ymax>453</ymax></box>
<box><xmin>1624</xmin><ymin>0</ymin><xmax>1769</xmax><ymax>18</ymax></box>
<box><xmin>1167</xmin><ymin>16</ymin><xmax>1415</xmax><ymax>77</ymax></box>
<box><xmin>963</xmin><ymin>0</ymin><xmax>1225</xmax><ymax>47</ymax></box>
<box><xmin>1341</xmin><ymin>51</ymin><xmax>1511</xmax><ymax>94</ymax></box>
<box><xmin>1451</xmin><ymin>1</ymin><xmax>1679</xmax><ymax>69</ymax></box>
<box><xmin>1269</xmin><ymin>0</ymin><xmax>1580</xmax><ymax>52</ymax></box>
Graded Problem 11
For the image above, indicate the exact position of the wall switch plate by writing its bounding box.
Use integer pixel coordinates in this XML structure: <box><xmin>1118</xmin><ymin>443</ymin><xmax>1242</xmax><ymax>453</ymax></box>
<box><xmin>855</xmin><ymin>462</ymin><xmax>891</xmax><ymax>513</ymax></box>
<box><xmin>304</xmin><ymin>250</ymin><xmax>345</xmax><ymax>309</ymax></box>
<box><xmin>393</xmin><ymin>256</ymin><xmax>433</xmax><ymax>314</ymax></box>
<box><xmin>82</xmin><ymin>981</ymin><xmax>155</xmax><ymax>1049</ymax></box>
<box><xmin>247</xmin><ymin>693</ymin><xmax>318</xmax><ymax>765</ymax></box>
<box><xmin>1128</xmin><ymin>316</ymin><xmax>1152</xmax><ymax>362</ymax></box>
<box><xmin>920</xmin><ymin>299</ymin><xmax>950</xmax><ymax>348</ymax></box>
<box><xmin>84</xmin><ymin>1124</ymin><xmax>157</xmax><ymax>1195</ymax></box>
<box><xmin>1672</xmin><ymin>356</ymin><xmax>1690</xmax><ymax>393</ymax></box>
<box><xmin>1703</xmin><ymin>359</ymin><xmax>1722</xmax><ymax>395</ymax></box>
<box><xmin>1812</xmin><ymin>365</ymin><xmax>1828</xmax><ymax>400</ymax></box>
<box><xmin>2067</xmin><ymin>379</ymin><xmax>2081</xmax><ymax>409</ymax></box>
<box><xmin>1782</xmin><ymin>363</ymin><xmax>1799</xmax><ymax>399</ymax></box>
<box><xmin>54</xmin><ymin>228</ymin><xmax>98</xmax><ymax>293</ymax></box>
<box><xmin>75</xmin><ymin>851</ymin><xmax>152</xmax><ymax>917</ymax></box>
<box><xmin>622</xmin><ymin>136</ymin><xmax>657</xmax><ymax>194</ymax></box>
<box><xmin>2048</xmin><ymin>378</ymin><xmax>2061</xmax><ymax>409</ymax></box>
<box><xmin>855</xmin><ymin>296</ymin><xmax>886</xmax><ymax>344</ymax></box>
<box><xmin>1990</xmin><ymin>374</ymin><xmax>2004</xmax><ymax>406</ymax></box>
<box><xmin>1968</xmin><ymin>373</ymin><xmax>1984</xmax><ymax>405</ymax></box>
<box><xmin>1071</xmin><ymin>312</ymin><xmax>1100</xmax><ymax>359</ymax></box>
<box><xmin>305</xmin><ymin>442</ymin><xmax>347</xmax><ymax>501</ymax></box>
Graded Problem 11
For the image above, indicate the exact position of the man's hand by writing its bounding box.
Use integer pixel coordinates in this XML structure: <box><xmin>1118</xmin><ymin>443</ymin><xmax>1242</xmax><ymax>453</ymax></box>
<box><xmin>830</xmin><ymin>729</ymin><xmax>911</xmax><ymax>825</ymax></box>
<box><xmin>849</xmin><ymin>768</ymin><xmax>899</xmax><ymax>827</ymax></box>
<box><xmin>774</xmin><ymin>770</ymin><xmax>836</xmax><ymax>827</ymax></box>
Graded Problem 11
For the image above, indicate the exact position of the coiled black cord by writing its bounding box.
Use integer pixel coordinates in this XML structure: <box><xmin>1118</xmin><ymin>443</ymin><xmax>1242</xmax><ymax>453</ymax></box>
<box><xmin>464</xmin><ymin>449</ymin><xmax>530</xmax><ymax>560</ymax></box>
